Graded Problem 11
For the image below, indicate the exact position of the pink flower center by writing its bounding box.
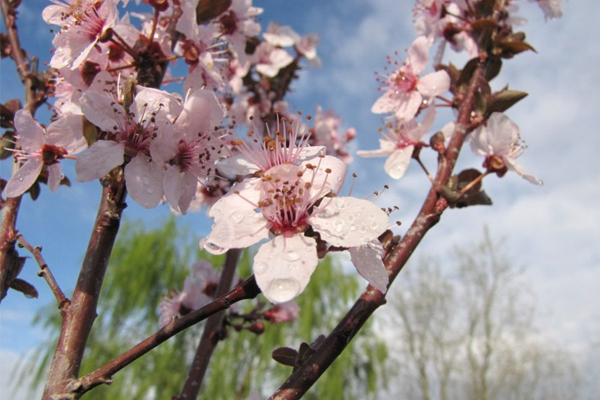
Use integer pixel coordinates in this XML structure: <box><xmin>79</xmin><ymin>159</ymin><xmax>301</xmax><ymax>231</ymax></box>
<box><xmin>391</xmin><ymin>66</ymin><xmax>418</xmax><ymax>94</ymax></box>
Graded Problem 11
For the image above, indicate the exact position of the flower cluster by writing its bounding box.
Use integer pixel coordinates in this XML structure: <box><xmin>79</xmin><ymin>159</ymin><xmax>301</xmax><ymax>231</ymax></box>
<box><xmin>362</xmin><ymin>0</ymin><xmax>553</xmax><ymax>184</ymax></box>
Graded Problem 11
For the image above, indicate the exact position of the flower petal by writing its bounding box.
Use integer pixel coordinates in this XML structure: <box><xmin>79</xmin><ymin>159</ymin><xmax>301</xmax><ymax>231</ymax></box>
<box><xmin>5</xmin><ymin>158</ymin><xmax>43</xmax><ymax>198</ymax></box>
<box><xmin>254</xmin><ymin>235</ymin><xmax>318</xmax><ymax>303</ymax></box>
<box><xmin>301</xmin><ymin>155</ymin><xmax>347</xmax><ymax>198</ymax></box>
<box><xmin>357</xmin><ymin>138</ymin><xmax>396</xmax><ymax>158</ymax></box>
<box><xmin>384</xmin><ymin>147</ymin><xmax>413</xmax><ymax>180</ymax></box>
<box><xmin>81</xmin><ymin>91</ymin><xmax>125</xmax><ymax>133</ymax></box>
<box><xmin>309</xmin><ymin>197</ymin><xmax>389</xmax><ymax>247</ymax></box>
<box><xmin>408</xmin><ymin>36</ymin><xmax>430</xmax><ymax>74</ymax></box>
<box><xmin>124</xmin><ymin>154</ymin><xmax>164</xmax><ymax>209</ymax></box>
<box><xmin>14</xmin><ymin>110</ymin><xmax>44</xmax><ymax>153</ymax></box>
<box><xmin>76</xmin><ymin>141</ymin><xmax>124</xmax><ymax>182</ymax></box>
<box><xmin>417</xmin><ymin>70</ymin><xmax>450</xmax><ymax>98</ymax></box>
<box><xmin>371</xmin><ymin>90</ymin><xmax>398</xmax><ymax>114</ymax></box>
<box><xmin>203</xmin><ymin>188</ymin><xmax>269</xmax><ymax>253</ymax></box>
<box><xmin>504</xmin><ymin>157</ymin><xmax>543</xmax><ymax>185</ymax></box>
<box><xmin>217</xmin><ymin>154</ymin><xmax>260</xmax><ymax>176</ymax></box>
<box><xmin>47</xmin><ymin>163</ymin><xmax>62</xmax><ymax>192</ymax></box>
<box><xmin>348</xmin><ymin>240</ymin><xmax>389</xmax><ymax>294</ymax></box>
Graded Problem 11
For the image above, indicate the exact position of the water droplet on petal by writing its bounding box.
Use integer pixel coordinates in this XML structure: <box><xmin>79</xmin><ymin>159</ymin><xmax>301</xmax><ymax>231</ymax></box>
<box><xmin>268</xmin><ymin>279</ymin><xmax>301</xmax><ymax>303</ymax></box>
<box><xmin>146</xmin><ymin>186</ymin><xmax>154</xmax><ymax>193</ymax></box>
<box><xmin>18</xmin><ymin>177</ymin><xmax>24</xmax><ymax>182</ymax></box>
<box><xmin>285</xmin><ymin>251</ymin><xmax>301</xmax><ymax>262</ymax></box>
<box><xmin>231</xmin><ymin>211</ymin><xmax>244</xmax><ymax>223</ymax></box>
<box><xmin>334</xmin><ymin>219</ymin><xmax>345</xmax><ymax>233</ymax></box>
<box><xmin>204</xmin><ymin>241</ymin><xmax>226</xmax><ymax>254</ymax></box>
<box><xmin>370</xmin><ymin>222</ymin><xmax>379</xmax><ymax>229</ymax></box>
<box><xmin>350</xmin><ymin>225</ymin><xmax>357</xmax><ymax>232</ymax></box>
<box><xmin>360</xmin><ymin>225</ymin><xmax>367</xmax><ymax>233</ymax></box>
<box><xmin>336</xmin><ymin>199</ymin><xmax>346</xmax><ymax>209</ymax></box>
<box><xmin>255</xmin><ymin>262</ymin><xmax>269</xmax><ymax>275</ymax></box>
<box><xmin>347</xmin><ymin>215</ymin><xmax>354</xmax><ymax>223</ymax></box>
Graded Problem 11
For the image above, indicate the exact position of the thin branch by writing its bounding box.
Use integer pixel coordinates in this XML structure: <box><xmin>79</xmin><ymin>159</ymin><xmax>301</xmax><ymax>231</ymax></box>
<box><xmin>175</xmin><ymin>248</ymin><xmax>242</xmax><ymax>400</ymax></box>
<box><xmin>269</xmin><ymin>60</ymin><xmax>486</xmax><ymax>400</ymax></box>
<box><xmin>68</xmin><ymin>274</ymin><xmax>260</xmax><ymax>398</ymax></box>
<box><xmin>0</xmin><ymin>0</ymin><xmax>45</xmax><ymax>303</ymax></box>
<box><xmin>16</xmin><ymin>234</ymin><xmax>70</xmax><ymax>309</ymax></box>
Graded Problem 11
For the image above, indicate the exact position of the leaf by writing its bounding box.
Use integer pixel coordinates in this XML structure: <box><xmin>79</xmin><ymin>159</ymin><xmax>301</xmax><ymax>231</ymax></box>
<box><xmin>457</xmin><ymin>58</ymin><xmax>480</xmax><ymax>90</ymax></box>
<box><xmin>29</xmin><ymin>181</ymin><xmax>41</xmax><ymax>200</ymax></box>
<box><xmin>0</xmin><ymin>131</ymin><xmax>16</xmax><ymax>159</ymax></box>
<box><xmin>486</xmin><ymin>89</ymin><xmax>528</xmax><ymax>115</ymax></box>
<box><xmin>83</xmin><ymin>117</ymin><xmax>98</xmax><ymax>146</ymax></box>
<box><xmin>10</xmin><ymin>278</ymin><xmax>39</xmax><ymax>299</ymax></box>
<box><xmin>484</xmin><ymin>57</ymin><xmax>502</xmax><ymax>81</ymax></box>
<box><xmin>272</xmin><ymin>346</ymin><xmax>298</xmax><ymax>367</ymax></box>
<box><xmin>196</xmin><ymin>0</ymin><xmax>231</xmax><ymax>24</ymax></box>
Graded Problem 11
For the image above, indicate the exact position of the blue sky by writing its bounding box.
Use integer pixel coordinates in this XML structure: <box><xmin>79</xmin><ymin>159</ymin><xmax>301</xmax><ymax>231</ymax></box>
<box><xmin>1</xmin><ymin>0</ymin><xmax>599</xmax><ymax>398</ymax></box>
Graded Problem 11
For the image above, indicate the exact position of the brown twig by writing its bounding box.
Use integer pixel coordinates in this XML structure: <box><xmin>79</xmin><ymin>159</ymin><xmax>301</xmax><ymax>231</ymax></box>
<box><xmin>42</xmin><ymin>179</ymin><xmax>128</xmax><ymax>400</ymax></box>
<box><xmin>269</xmin><ymin>60</ymin><xmax>486</xmax><ymax>400</ymax></box>
<box><xmin>175</xmin><ymin>248</ymin><xmax>242</xmax><ymax>400</ymax></box>
<box><xmin>0</xmin><ymin>0</ymin><xmax>46</xmax><ymax>303</ymax></box>
<box><xmin>16</xmin><ymin>234</ymin><xmax>70</xmax><ymax>309</ymax></box>
<box><xmin>67</xmin><ymin>274</ymin><xmax>260</xmax><ymax>398</ymax></box>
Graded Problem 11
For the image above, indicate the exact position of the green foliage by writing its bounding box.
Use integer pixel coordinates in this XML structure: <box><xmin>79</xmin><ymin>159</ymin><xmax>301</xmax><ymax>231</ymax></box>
<box><xmin>22</xmin><ymin>218</ymin><xmax>388</xmax><ymax>399</ymax></box>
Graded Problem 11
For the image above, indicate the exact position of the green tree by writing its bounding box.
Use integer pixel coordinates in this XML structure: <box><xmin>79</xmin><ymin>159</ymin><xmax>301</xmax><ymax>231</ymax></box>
<box><xmin>20</xmin><ymin>218</ymin><xmax>388</xmax><ymax>399</ymax></box>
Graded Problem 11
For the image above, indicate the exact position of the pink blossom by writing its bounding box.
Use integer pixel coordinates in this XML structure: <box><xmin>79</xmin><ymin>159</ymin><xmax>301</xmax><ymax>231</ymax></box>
<box><xmin>530</xmin><ymin>0</ymin><xmax>563</xmax><ymax>20</ymax></box>
<box><xmin>372</xmin><ymin>36</ymin><xmax>450</xmax><ymax>121</ymax></box>
<box><xmin>263</xmin><ymin>301</ymin><xmax>300</xmax><ymax>323</ymax></box>
<box><xmin>5</xmin><ymin>110</ymin><xmax>84</xmax><ymax>198</ymax></box>
<box><xmin>203</xmin><ymin>126</ymin><xmax>389</xmax><ymax>303</ymax></box>
<box><xmin>44</xmin><ymin>0</ymin><xmax>119</xmax><ymax>70</ymax></box>
<box><xmin>218</xmin><ymin>0</ymin><xmax>263</xmax><ymax>63</ymax></box>
<box><xmin>470</xmin><ymin>112</ymin><xmax>542</xmax><ymax>185</ymax></box>
<box><xmin>252</xmin><ymin>42</ymin><xmax>294</xmax><ymax>78</ymax></box>
<box><xmin>150</xmin><ymin>89</ymin><xmax>226</xmax><ymax>214</ymax></box>
<box><xmin>158</xmin><ymin>261</ymin><xmax>220</xmax><ymax>327</ymax></box>
<box><xmin>76</xmin><ymin>87</ymin><xmax>182</xmax><ymax>208</ymax></box>
<box><xmin>358</xmin><ymin>106</ymin><xmax>436</xmax><ymax>179</ymax></box>
<box><xmin>311</xmin><ymin>106</ymin><xmax>355</xmax><ymax>164</ymax></box>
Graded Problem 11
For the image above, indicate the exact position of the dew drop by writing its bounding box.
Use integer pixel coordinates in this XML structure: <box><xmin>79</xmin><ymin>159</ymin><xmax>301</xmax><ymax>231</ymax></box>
<box><xmin>350</xmin><ymin>225</ymin><xmax>357</xmax><ymax>232</ymax></box>
<box><xmin>204</xmin><ymin>241</ymin><xmax>227</xmax><ymax>254</ymax></box>
<box><xmin>146</xmin><ymin>186</ymin><xmax>154</xmax><ymax>193</ymax></box>
<box><xmin>18</xmin><ymin>177</ymin><xmax>24</xmax><ymax>182</ymax></box>
<box><xmin>255</xmin><ymin>262</ymin><xmax>269</xmax><ymax>275</ymax></box>
<box><xmin>370</xmin><ymin>222</ymin><xmax>379</xmax><ymax>229</ymax></box>
<box><xmin>360</xmin><ymin>225</ymin><xmax>367</xmax><ymax>233</ymax></box>
<box><xmin>285</xmin><ymin>251</ymin><xmax>301</xmax><ymax>262</ymax></box>
<box><xmin>231</xmin><ymin>211</ymin><xmax>245</xmax><ymax>223</ymax></box>
<box><xmin>336</xmin><ymin>199</ymin><xmax>346</xmax><ymax>209</ymax></box>
<box><xmin>347</xmin><ymin>215</ymin><xmax>355</xmax><ymax>223</ymax></box>
<box><xmin>334</xmin><ymin>219</ymin><xmax>345</xmax><ymax>233</ymax></box>
<box><xmin>268</xmin><ymin>279</ymin><xmax>301</xmax><ymax>303</ymax></box>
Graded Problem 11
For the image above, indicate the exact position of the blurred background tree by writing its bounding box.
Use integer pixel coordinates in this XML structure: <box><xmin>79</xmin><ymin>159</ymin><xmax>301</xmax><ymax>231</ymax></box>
<box><xmin>17</xmin><ymin>218</ymin><xmax>388</xmax><ymax>400</ymax></box>
<box><xmin>382</xmin><ymin>230</ymin><xmax>583</xmax><ymax>400</ymax></box>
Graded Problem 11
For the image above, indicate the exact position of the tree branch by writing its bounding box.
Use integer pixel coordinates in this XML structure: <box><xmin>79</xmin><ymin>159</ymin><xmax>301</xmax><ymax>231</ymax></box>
<box><xmin>0</xmin><ymin>0</ymin><xmax>45</xmax><ymax>303</ymax></box>
<box><xmin>269</xmin><ymin>60</ymin><xmax>486</xmax><ymax>400</ymax></box>
<box><xmin>16</xmin><ymin>234</ymin><xmax>70</xmax><ymax>309</ymax></box>
<box><xmin>42</xmin><ymin>179</ymin><xmax>128</xmax><ymax>400</ymax></box>
<box><xmin>175</xmin><ymin>248</ymin><xmax>242</xmax><ymax>400</ymax></box>
<box><xmin>68</xmin><ymin>274</ymin><xmax>260</xmax><ymax>398</ymax></box>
